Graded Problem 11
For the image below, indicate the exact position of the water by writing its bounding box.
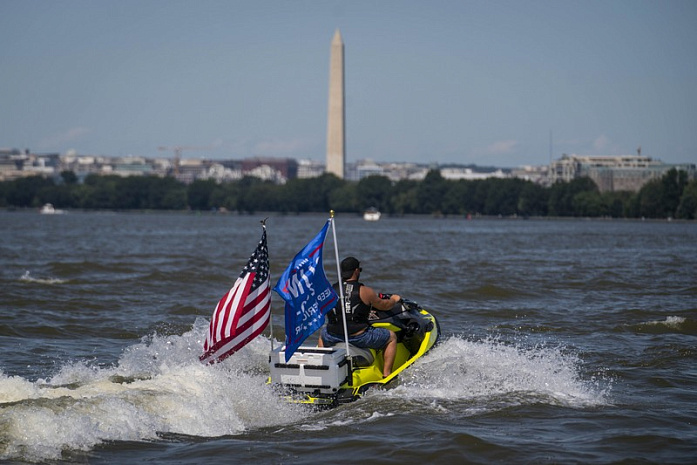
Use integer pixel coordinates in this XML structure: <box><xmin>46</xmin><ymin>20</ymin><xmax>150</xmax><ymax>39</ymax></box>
<box><xmin>1</xmin><ymin>211</ymin><xmax>695</xmax><ymax>464</ymax></box>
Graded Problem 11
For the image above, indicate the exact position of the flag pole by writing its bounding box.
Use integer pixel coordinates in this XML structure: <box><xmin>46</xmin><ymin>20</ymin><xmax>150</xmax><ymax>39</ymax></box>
<box><xmin>329</xmin><ymin>210</ymin><xmax>351</xmax><ymax>359</ymax></box>
<box><xmin>262</xmin><ymin>217</ymin><xmax>275</xmax><ymax>352</ymax></box>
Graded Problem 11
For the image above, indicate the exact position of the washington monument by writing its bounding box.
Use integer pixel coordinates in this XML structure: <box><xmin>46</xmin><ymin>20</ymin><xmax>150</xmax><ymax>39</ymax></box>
<box><xmin>326</xmin><ymin>29</ymin><xmax>345</xmax><ymax>179</ymax></box>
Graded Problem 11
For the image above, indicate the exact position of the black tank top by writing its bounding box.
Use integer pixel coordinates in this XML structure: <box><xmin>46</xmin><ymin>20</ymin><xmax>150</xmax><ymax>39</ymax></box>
<box><xmin>326</xmin><ymin>280</ymin><xmax>372</xmax><ymax>336</ymax></box>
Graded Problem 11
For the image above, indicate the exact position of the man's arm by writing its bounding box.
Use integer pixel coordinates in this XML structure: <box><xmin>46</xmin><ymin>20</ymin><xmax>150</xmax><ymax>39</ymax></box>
<box><xmin>360</xmin><ymin>285</ymin><xmax>401</xmax><ymax>311</ymax></box>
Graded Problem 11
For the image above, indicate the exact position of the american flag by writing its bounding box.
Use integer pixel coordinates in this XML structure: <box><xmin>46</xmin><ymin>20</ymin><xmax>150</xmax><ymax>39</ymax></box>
<box><xmin>200</xmin><ymin>226</ymin><xmax>271</xmax><ymax>364</ymax></box>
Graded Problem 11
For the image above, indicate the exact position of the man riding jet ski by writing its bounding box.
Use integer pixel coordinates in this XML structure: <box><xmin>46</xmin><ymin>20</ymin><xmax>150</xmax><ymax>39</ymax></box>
<box><xmin>269</xmin><ymin>257</ymin><xmax>439</xmax><ymax>407</ymax></box>
<box><xmin>319</xmin><ymin>256</ymin><xmax>401</xmax><ymax>378</ymax></box>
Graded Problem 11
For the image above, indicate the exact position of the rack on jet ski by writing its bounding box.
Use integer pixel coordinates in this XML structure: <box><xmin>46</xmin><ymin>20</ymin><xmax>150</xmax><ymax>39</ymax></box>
<box><xmin>268</xmin><ymin>296</ymin><xmax>440</xmax><ymax>407</ymax></box>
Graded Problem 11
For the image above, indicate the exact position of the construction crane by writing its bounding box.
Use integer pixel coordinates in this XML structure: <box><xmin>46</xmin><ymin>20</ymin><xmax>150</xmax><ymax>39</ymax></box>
<box><xmin>157</xmin><ymin>146</ymin><xmax>212</xmax><ymax>176</ymax></box>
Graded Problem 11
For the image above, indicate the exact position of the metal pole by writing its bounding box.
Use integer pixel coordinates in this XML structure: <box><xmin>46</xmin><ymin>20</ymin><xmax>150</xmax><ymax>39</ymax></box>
<box><xmin>329</xmin><ymin>211</ymin><xmax>351</xmax><ymax>358</ymax></box>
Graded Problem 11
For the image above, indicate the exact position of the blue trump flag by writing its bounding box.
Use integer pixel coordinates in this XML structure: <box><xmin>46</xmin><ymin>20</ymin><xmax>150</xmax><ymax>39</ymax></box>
<box><xmin>273</xmin><ymin>220</ymin><xmax>339</xmax><ymax>362</ymax></box>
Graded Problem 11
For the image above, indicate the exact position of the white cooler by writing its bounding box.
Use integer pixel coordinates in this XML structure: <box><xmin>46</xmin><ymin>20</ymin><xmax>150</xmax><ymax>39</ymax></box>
<box><xmin>269</xmin><ymin>346</ymin><xmax>349</xmax><ymax>394</ymax></box>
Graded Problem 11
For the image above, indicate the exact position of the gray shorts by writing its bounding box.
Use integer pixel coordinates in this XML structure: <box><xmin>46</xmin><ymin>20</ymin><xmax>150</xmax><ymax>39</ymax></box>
<box><xmin>321</xmin><ymin>325</ymin><xmax>391</xmax><ymax>349</ymax></box>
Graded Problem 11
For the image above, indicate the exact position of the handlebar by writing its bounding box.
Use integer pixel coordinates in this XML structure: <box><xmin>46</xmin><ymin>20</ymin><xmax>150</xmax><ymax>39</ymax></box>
<box><xmin>380</xmin><ymin>293</ymin><xmax>419</xmax><ymax>309</ymax></box>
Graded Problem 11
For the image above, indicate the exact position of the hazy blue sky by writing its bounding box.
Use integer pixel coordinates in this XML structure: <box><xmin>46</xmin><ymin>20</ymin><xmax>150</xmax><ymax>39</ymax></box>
<box><xmin>2</xmin><ymin>0</ymin><xmax>695</xmax><ymax>167</ymax></box>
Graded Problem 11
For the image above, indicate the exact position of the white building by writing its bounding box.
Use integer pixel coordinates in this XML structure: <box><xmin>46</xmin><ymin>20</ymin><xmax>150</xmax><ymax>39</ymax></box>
<box><xmin>440</xmin><ymin>167</ymin><xmax>507</xmax><ymax>181</ymax></box>
<box><xmin>549</xmin><ymin>154</ymin><xmax>696</xmax><ymax>192</ymax></box>
<box><xmin>297</xmin><ymin>159</ymin><xmax>325</xmax><ymax>179</ymax></box>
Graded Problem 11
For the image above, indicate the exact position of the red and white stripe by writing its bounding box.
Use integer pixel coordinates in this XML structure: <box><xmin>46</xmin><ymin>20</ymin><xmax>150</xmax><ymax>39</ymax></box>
<box><xmin>200</xmin><ymin>267</ymin><xmax>271</xmax><ymax>364</ymax></box>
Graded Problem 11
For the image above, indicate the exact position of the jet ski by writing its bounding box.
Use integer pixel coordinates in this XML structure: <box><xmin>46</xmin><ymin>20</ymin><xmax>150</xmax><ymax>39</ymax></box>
<box><xmin>268</xmin><ymin>296</ymin><xmax>440</xmax><ymax>408</ymax></box>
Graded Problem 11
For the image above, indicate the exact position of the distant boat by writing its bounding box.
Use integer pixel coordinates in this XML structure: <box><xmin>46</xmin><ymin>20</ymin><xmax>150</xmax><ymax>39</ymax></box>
<box><xmin>363</xmin><ymin>207</ymin><xmax>381</xmax><ymax>221</ymax></box>
<box><xmin>39</xmin><ymin>203</ymin><xmax>65</xmax><ymax>214</ymax></box>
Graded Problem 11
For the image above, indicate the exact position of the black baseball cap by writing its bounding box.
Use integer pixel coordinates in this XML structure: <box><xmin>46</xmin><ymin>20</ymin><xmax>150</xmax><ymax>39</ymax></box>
<box><xmin>340</xmin><ymin>256</ymin><xmax>361</xmax><ymax>279</ymax></box>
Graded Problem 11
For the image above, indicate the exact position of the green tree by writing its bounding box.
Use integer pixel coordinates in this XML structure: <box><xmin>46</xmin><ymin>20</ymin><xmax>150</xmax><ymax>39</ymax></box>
<box><xmin>471</xmin><ymin>180</ymin><xmax>490</xmax><ymax>214</ymax></box>
<box><xmin>390</xmin><ymin>179</ymin><xmax>419</xmax><ymax>215</ymax></box>
<box><xmin>416</xmin><ymin>169</ymin><xmax>447</xmax><ymax>214</ymax></box>
<box><xmin>548</xmin><ymin>177</ymin><xmax>598</xmax><ymax>216</ymax></box>
<box><xmin>441</xmin><ymin>180</ymin><xmax>469</xmax><ymax>215</ymax></box>
<box><xmin>151</xmin><ymin>177</ymin><xmax>187</xmax><ymax>209</ymax></box>
<box><xmin>635</xmin><ymin>169</ymin><xmax>691</xmax><ymax>219</ymax></box>
<box><xmin>6</xmin><ymin>175</ymin><xmax>56</xmax><ymax>207</ymax></box>
<box><xmin>0</xmin><ymin>182</ymin><xmax>7</xmax><ymax>207</ymax></box>
<box><xmin>518</xmin><ymin>182</ymin><xmax>549</xmax><ymax>217</ymax></box>
<box><xmin>572</xmin><ymin>191</ymin><xmax>606</xmax><ymax>217</ymax></box>
<box><xmin>483</xmin><ymin>178</ymin><xmax>526</xmax><ymax>216</ymax></box>
<box><xmin>247</xmin><ymin>182</ymin><xmax>284</xmax><ymax>212</ymax></box>
<box><xmin>603</xmin><ymin>191</ymin><xmax>633</xmax><ymax>218</ymax></box>
<box><xmin>236</xmin><ymin>176</ymin><xmax>266</xmax><ymax>213</ymax></box>
<box><xmin>188</xmin><ymin>179</ymin><xmax>219</xmax><ymax>210</ymax></box>
<box><xmin>116</xmin><ymin>177</ymin><xmax>148</xmax><ymax>209</ymax></box>
<box><xmin>676</xmin><ymin>179</ymin><xmax>697</xmax><ymax>220</ymax></box>
<box><xmin>2</xmin><ymin>168</ymin><xmax>692</xmax><ymax>217</ymax></box>
<box><xmin>283</xmin><ymin>174</ymin><xmax>344</xmax><ymax>213</ymax></box>
<box><xmin>442</xmin><ymin>180</ymin><xmax>488</xmax><ymax>216</ymax></box>
<box><xmin>356</xmin><ymin>175</ymin><xmax>392</xmax><ymax>212</ymax></box>
<box><xmin>82</xmin><ymin>174</ymin><xmax>118</xmax><ymax>209</ymax></box>
<box><xmin>660</xmin><ymin>168</ymin><xmax>689</xmax><ymax>218</ymax></box>
<box><xmin>211</xmin><ymin>181</ymin><xmax>240</xmax><ymax>211</ymax></box>
<box><xmin>314</xmin><ymin>173</ymin><xmax>345</xmax><ymax>212</ymax></box>
<box><xmin>328</xmin><ymin>182</ymin><xmax>357</xmax><ymax>212</ymax></box>
<box><xmin>636</xmin><ymin>179</ymin><xmax>665</xmax><ymax>218</ymax></box>
<box><xmin>60</xmin><ymin>170</ymin><xmax>78</xmax><ymax>185</ymax></box>
<box><xmin>41</xmin><ymin>184</ymin><xmax>79</xmax><ymax>208</ymax></box>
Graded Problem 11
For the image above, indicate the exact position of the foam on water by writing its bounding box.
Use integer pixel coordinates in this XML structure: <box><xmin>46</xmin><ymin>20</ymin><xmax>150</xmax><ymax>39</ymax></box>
<box><xmin>643</xmin><ymin>315</ymin><xmax>686</xmax><ymax>328</ymax></box>
<box><xmin>387</xmin><ymin>335</ymin><xmax>609</xmax><ymax>409</ymax></box>
<box><xmin>19</xmin><ymin>270</ymin><xmax>66</xmax><ymax>285</ymax></box>
<box><xmin>290</xmin><ymin>335</ymin><xmax>610</xmax><ymax>435</ymax></box>
<box><xmin>0</xmin><ymin>318</ymin><xmax>305</xmax><ymax>462</ymax></box>
<box><xmin>1</xmin><ymin>322</ymin><xmax>609</xmax><ymax>461</ymax></box>
<box><xmin>630</xmin><ymin>315</ymin><xmax>696</xmax><ymax>334</ymax></box>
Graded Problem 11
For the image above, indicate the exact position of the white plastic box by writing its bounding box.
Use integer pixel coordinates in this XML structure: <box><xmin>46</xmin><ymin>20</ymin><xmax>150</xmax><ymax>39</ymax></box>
<box><xmin>269</xmin><ymin>346</ymin><xmax>349</xmax><ymax>394</ymax></box>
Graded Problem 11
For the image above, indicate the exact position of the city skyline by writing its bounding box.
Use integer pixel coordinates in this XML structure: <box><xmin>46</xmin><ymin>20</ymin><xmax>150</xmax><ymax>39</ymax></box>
<box><xmin>1</xmin><ymin>1</ymin><xmax>696</xmax><ymax>168</ymax></box>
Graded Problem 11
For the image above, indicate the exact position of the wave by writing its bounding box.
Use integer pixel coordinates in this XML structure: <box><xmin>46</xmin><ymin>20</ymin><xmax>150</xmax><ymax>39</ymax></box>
<box><xmin>0</xmin><ymin>323</ymin><xmax>608</xmax><ymax>462</ymax></box>
<box><xmin>0</xmin><ymin>319</ymin><xmax>306</xmax><ymax>462</ymax></box>
<box><xmin>630</xmin><ymin>316</ymin><xmax>696</xmax><ymax>335</ymax></box>
<box><xmin>644</xmin><ymin>315</ymin><xmax>685</xmax><ymax>328</ymax></box>
<box><xmin>383</xmin><ymin>335</ymin><xmax>610</xmax><ymax>410</ymax></box>
<box><xmin>18</xmin><ymin>271</ymin><xmax>67</xmax><ymax>285</ymax></box>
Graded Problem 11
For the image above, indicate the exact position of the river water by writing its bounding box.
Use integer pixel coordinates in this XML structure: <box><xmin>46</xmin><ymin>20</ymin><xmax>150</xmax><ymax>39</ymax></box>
<box><xmin>1</xmin><ymin>211</ymin><xmax>695</xmax><ymax>464</ymax></box>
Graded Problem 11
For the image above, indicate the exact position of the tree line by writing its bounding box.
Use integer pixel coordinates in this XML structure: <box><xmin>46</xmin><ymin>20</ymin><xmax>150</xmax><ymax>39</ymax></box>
<box><xmin>1</xmin><ymin>168</ymin><xmax>696</xmax><ymax>219</ymax></box>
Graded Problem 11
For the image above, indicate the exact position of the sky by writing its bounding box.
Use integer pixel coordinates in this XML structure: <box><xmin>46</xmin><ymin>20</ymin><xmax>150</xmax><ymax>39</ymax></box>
<box><xmin>1</xmin><ymin>0</ymin><xmax>696</xmax><ymax>168</ymax></box>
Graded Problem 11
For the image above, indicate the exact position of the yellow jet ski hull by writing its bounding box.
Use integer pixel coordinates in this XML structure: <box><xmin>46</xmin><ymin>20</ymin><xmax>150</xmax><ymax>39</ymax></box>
<box><xmin>269</xmin><ymin>303</ymin><xmax>440</xmax><ymax>408</ymax></box>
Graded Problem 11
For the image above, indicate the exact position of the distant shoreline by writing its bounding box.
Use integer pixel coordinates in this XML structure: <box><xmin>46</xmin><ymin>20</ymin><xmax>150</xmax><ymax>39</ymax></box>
<box><xmin>3</xmin><ymin>207</ymin><xmax>693</xmax><ymax>223</ymax></box>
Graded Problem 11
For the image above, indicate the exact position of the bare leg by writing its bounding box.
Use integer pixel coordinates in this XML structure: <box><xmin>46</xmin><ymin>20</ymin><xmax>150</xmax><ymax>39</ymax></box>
<box><xmin>382</xmin><ymin>331</ymin><xmax>397</xmax><ymax>377</ymax></box>
<box><xmin>318</xmin><ymin>335</ymin><xmax>324</xmax><ymax>347</ymax></box>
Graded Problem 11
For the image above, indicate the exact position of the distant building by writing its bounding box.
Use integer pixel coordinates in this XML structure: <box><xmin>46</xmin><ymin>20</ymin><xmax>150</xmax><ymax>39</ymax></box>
<box><xmin>0</xmin><ymin>149</ymin><xmax>26</xmax><ymax>181</ymax></box>
<box><xmin>440</xmin><ymin>167</ymin><xmax>507</xmax><ymax>181</ymax></box>
<box><xmin>352</xmin><ymin>159</ymin><xmax>384</xmax><ymax>181</ymax></box>
<box><xmin>297</xmin><ymin>159</ymin><xmax>325</xmax><ymax>179</ymax></box>
<box><xmin>241</xmin><ymin>157</ymin><xmax>298</xmax><ymax>184</ymax></box>
<box><xmin>549</xmin><ymin>154</ymin><xmax>696</xmax><ymax>192</ymax></box>
<box><xmin>110</xmin><ymin>156</ymin><xmax>154</xmax><ymax>177</ymax></box>
<box><xmin>510</xmin><ymin>165</ymin><xmax>549</xmax><ymax>185</ymax></box>
<box><xmin>175</xmin><ymin>159</ymin><xmax>206</xmax><ymax>183</ymax></box>
<box><xmin>62</xmin><ymin>154</ymin><xmax>119</xmax><ymax>181</ymax></box>
<box><xmin>549</xmin><ymin>155</ymin><xmax>695</xmax><ymax>192</ymax></box>
<box><xmin>2</xmin><ymin>146</ymin><xmax>696</xmax><ymax>191</ymax></box>
<box><xmin>201</xmin><ymin>162</ymin><xmax>243</xmax><ymax>183</ymax></box>
<box><xmin>0</xmin><ymin>149</ymin><xmax>61</xmax><ymax>181</ymax></box>
<box><xmin>346</xmin><ymin>160</ymin><xmax>432</xmax><ymax>182</ymax></box>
